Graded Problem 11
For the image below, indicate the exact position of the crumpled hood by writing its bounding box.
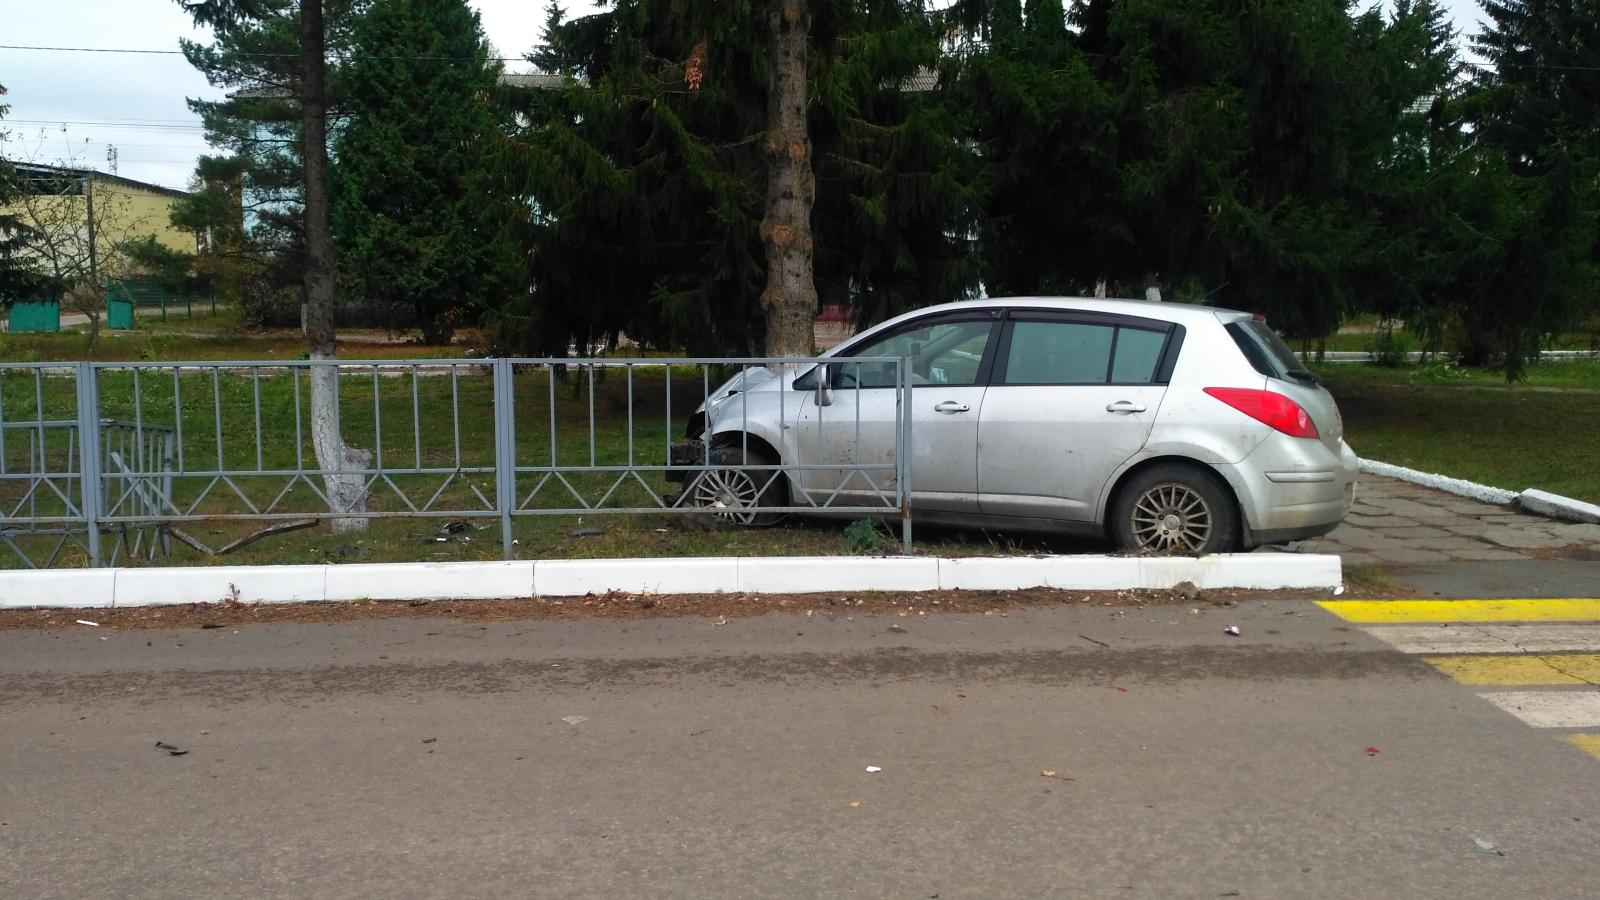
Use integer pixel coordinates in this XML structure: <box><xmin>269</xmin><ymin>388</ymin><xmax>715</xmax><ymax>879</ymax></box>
<box><xmin>705</xmin><ymin>366</ymin><xmax>785</xmax><ymax>405</ymax></box>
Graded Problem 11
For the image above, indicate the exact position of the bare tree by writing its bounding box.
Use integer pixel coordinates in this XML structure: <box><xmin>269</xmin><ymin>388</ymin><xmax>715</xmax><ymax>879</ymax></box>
<box><xmin>2</xmin><ymin>139</ymin><xmax>141</xmax><ymax>354</ymax></box>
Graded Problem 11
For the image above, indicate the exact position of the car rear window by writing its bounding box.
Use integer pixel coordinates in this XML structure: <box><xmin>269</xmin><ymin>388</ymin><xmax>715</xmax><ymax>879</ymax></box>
<box><xmin>1226</xmin><ymin>320</ymin><xmax>1303</xmax><ymax>379</ymax></box>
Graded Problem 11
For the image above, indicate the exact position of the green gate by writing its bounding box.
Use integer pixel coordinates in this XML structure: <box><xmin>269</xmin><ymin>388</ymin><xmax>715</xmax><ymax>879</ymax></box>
<box><xmin>107</xmin><ymin>297</ymin><xmax>134</xmax><ymax>330</ymax></box>
<box><xmin>6</xmin><ymin>299</ymin><xmax>61</xmax><ymax>333</ymax></box>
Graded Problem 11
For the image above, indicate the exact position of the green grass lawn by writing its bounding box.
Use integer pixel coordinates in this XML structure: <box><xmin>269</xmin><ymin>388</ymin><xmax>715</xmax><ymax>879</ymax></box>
<box><xmin>1320</xmin><ymin>363</ymin><xmax>1600</xmax><ymax>504</ymax></box>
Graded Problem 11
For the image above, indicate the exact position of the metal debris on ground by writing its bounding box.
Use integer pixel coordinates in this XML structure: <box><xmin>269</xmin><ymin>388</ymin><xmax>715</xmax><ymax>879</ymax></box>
<box><xmin>76</xmin><ymin>620</ymin><xmax>100</xmax><ymax>628</ymax></box>
<box><xmin>1040</xmin><ymin>769</ymin><xmax>1073</xmax><ymax>781</ymax></box>
<box><xmin>560</xmin><ymin>715</ymin><xmax>589</xmax><ymax>726</ymax></box>
<box><xmin>154</xmin><ymin>741</ymin><xmax>188</xmax><ymax>756</ymax></box>
<box><xmin>864</xmin><ymin>765</ymin><xmax>882</xmax><ymax>773</ymax></box>
<box><xmin>1224</xmin><ymin>626</ymin><xmax>1241</xmax><ymax>636</ymax></box>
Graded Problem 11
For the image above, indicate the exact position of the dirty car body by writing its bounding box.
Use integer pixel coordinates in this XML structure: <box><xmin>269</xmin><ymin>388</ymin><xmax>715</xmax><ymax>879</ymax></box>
<box><xmin>669</xmin><ymin>297</ymin><xmax>1358</xmax><ymax>553</ymax></box>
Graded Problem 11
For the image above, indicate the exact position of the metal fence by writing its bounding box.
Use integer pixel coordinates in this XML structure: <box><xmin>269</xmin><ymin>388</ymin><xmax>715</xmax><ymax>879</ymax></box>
<box><xmin>0</xmin><ymin>357</ymin><xmax>913</xmax><ymax>568</ymax></box>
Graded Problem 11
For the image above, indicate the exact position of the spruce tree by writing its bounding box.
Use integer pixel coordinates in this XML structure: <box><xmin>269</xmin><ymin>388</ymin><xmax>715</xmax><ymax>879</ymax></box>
<box><xmin>334</xmin><ymin>0</ymin><xmax>514</xmax><ymax>344</ymax></box>
<box><xmin>1456</xmin><ymin>0</ymin><xmax>1600</xmax><ymax>375</ymax></box>
<box><xmin>1100</xmin><ymin>0</ymin><xmax>1398</xmax><ymax>337</ymax></box>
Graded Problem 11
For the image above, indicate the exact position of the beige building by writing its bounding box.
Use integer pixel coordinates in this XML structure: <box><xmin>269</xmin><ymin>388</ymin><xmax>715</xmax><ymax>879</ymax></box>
<box><xmin>1</xmin><ymin>162</ymin><xmax>197</xmax><ymax>283</ymax></box>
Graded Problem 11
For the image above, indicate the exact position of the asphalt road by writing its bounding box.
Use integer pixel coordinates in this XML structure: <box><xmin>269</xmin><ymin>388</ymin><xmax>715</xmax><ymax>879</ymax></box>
<box><xmin>2</xmin><ymin>597</ymin><xmax>1598</xmax><ymax>899</ymax></box>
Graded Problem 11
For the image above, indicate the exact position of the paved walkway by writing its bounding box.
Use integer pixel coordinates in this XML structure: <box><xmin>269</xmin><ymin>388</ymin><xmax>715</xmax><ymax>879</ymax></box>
<box><xmin>1299</xmin><ymin>475</ymin><xmax>1600</xmax><ymax>567</ymax></box>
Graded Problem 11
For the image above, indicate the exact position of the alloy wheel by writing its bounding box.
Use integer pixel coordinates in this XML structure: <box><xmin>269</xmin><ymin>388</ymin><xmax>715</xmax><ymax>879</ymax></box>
<box><xmin>688</xmin><ymin>467</ymin><xmax>763</xmax><ymax>526</ymax></box>
<box><xmin>1129</xmin><ymin>482</ymin><xmax>1213</xmax><ymax>553</ymax></box>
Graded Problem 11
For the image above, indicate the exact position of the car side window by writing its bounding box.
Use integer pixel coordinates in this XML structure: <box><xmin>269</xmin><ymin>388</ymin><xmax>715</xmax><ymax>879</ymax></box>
<box><xmin>837</xmin><ymin>319</ymin><xmax>995</xmax><ymax>388</ymax></box>
<box><xmin>1111</xmin><ymin>327</ymin><xmax>1168</xmax><ymax>383</ymax></box>
<box><xmin>1000</xmin><ymin>319</ymin><xmax>1172</xmax><ymax>386</ymax></box>
<box><xmin>1003</xmin><ymin>321</ymin><xmax>1115</xmax><ymax>385</ymax></box>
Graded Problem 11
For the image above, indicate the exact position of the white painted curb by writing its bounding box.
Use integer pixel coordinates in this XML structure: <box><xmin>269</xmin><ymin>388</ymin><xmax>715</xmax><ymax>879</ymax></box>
<box><xmin>0</xmin><ymin>553</ymin><xmax>1343</xmax><ymax>610</ymax></box>
<box><xmin>1516</xmin><ymin>489</ymin><xmax>1600</xmax><ymax>525</ymax></box>
<box><xmin>1358</xmin><ymin>459</ymin><xmax>1517</xmax><ymax>505</ymax></box>
<box><xmin>1359</xmin><ymin>457</ymin><xmax>1600</xmax><ymax>524</ymax></box>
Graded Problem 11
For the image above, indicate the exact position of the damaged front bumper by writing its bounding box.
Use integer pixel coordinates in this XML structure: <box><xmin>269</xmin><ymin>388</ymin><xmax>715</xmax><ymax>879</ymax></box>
<box><xmin>664</xmin><ymin>439</ymin><xmax>708</xmax><ymax>484</ymax></box>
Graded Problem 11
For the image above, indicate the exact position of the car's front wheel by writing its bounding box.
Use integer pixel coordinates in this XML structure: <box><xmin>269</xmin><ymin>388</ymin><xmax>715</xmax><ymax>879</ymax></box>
<box><xmin>683</xmin><ymin>446</ymin><xmax>788</xmax><ymax>527</ymax></box>
<box><xmin>1110</xmin><ymin>463</ymin><xmax>1239</xmax><ymax>555</ymax></box>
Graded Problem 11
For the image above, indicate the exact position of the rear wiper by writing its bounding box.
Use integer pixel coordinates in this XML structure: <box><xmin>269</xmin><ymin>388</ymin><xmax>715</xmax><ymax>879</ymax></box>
<box><xmin>1285</xmin><ymin>368</ymin><xmax>1323</xmax><ymax>386</ymax></box>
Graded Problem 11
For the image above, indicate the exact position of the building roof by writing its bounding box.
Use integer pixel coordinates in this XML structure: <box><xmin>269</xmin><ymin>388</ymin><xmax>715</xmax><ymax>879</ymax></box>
<box><xmin>899</xmin><ymin>66</ymin><xmax>939</xmax><ymax>93</ymax></box>
<box><xmin>498</xmin><ymin>71</ymin><xmax>582</xmax><ymax>90</ymax></box>
<box><xmin>8</xmin><ymin>161</ymin><xmax>191</xmax><ymax>199</ymax></box>
<box><xmin>227</xmin><ymin>71</ymin><xmax>578</xmax><ymax>102</ymax></box>
<box><xmin>226</xmin><ymin>67</ymin><xmax>928</xmax><ymax>99</ymax></box>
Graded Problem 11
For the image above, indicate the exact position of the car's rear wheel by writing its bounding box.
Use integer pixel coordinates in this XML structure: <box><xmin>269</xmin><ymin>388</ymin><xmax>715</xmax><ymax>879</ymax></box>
<box><xmin>683</xmin><ymin>446</ymin><xmax>788</xmax><ymax>527</ymax></box>
<box><xmin>1111</xmin><ymin>463</ymin><xmax>1238</xmax><ymax>555</ymax></box>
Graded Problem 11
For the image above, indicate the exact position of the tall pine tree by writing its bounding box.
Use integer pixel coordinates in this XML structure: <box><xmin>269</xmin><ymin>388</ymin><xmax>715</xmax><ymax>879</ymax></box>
<box><xmin>177</xmin><ymin>0</ymin><xmax>365</xmax><ymax>319</ymax></box>
<box><xmin>495</xmin><ymin>1</ymin><xmax>977</xmax><ymax>357</ymax></box>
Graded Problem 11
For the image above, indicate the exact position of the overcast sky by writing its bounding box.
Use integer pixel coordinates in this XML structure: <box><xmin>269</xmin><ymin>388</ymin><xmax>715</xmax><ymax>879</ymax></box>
<box><xmin>1</xmin><ymin>0</ymin><xmax>1487</xmax><ymax>192</ymax></box>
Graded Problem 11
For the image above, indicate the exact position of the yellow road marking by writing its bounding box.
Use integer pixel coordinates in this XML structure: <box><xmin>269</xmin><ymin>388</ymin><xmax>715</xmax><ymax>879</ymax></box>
<box><xmin>1570</xmin><ymin>735</ymin><xmax>1600</xmax><ymax>762</ymax></box>
<box><xmin>1423</xmin><ymin>654</ymin><xmax>1600</xmax><ymax>685</ymax></box>
<box><xmin>1319</xmin><ymin>599</ymin><xmax>1600</xmax><ymax>624</ymax></box>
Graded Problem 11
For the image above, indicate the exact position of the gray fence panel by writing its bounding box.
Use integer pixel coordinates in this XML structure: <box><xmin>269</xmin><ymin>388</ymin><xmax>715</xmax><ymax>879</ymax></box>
<box><xmin>0</xmin><ymin>356</ymin><xmax>914</xmax><ymax>567</ymax></box>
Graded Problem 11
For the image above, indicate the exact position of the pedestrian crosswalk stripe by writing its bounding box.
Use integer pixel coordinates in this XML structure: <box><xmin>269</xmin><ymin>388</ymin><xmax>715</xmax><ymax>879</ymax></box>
<box><xmin>1423</xmin><ymin>654</ymin><xmax>1600</xmax><ymax>686</ymax></box>
<box><xmin>1362</xmin><ymin>624</ymin><xmax>1600</xmax><ymax>655</ymax></box>
<box><xmin>1478</xmin><ymin>692</ymin><xmax>1600</xmax><ymax>729</ymax></box>
<box><xmin>1570</xmin><ymin>735</ymin><xmax>1600</xmax><ymax>761</ymax></box>
<box><xmin>1319</xmin><ymin>598</ymin><xmax>1600</xmax><ymax>624</ymax></box>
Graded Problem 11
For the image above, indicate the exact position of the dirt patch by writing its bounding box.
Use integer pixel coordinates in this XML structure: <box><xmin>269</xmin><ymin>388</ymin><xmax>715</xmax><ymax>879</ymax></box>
<box><xmin>0</xmin><ymin>585</ymin><xmax>1328</xmax><ymax>632</ymax></box>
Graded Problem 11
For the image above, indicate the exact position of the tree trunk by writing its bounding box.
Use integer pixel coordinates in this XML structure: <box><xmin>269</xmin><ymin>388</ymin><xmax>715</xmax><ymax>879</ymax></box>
<box><xmin>1143</xmin><ymin>271</ymin><xmax>1162</xmax><ymax>303</ymax></box>
<box><xmin>301</xmin><ymin>0</ymin><xmax>370</xmax><ymax>533</ymax></box>
<box><xmin>759</xmin><ymin>0</ymin><xmax>818</xmax><ymax>361</ymax></box>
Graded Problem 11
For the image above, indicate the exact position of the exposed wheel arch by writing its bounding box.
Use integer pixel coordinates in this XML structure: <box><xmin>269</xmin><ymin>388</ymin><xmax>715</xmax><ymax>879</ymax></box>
<box><xmin>707</xmin><ymin>431</ymin><xmax>783</xmax><ymax>467</ymax></box>
<box><xmin>1103</xmin><ymin>456</ymin><xmax>1244</xmax><ymax>550</ymax></box>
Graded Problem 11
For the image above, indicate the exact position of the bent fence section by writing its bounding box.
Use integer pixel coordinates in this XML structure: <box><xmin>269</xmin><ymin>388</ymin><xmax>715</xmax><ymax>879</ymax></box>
<box><xmin>0</xmin><ymin>357</ymin><xmax>912</xmax><ymax>569</ymax></box>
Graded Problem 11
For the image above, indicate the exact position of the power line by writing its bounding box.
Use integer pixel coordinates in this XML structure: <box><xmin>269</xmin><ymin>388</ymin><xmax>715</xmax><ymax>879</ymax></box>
<box><xmin>1</xmin><ymin>43</ymin><xmax>530</xmax><ymax>63</ymax></box>
<box><xmin>9</xmin><ymin>39</ymin><xmax>1600</xmax><ymax>72</ymax></box>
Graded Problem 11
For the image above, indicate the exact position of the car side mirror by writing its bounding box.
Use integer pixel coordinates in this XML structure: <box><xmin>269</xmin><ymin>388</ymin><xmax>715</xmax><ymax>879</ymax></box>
<box><xmin>816</xmin><ymin>365</ymin><xmax>832</xmax><ymax>407</ymax></box>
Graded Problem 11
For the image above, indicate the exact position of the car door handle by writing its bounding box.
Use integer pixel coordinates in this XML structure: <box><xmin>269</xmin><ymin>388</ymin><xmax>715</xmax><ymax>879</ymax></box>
<box><xmin>933</xmin><ymin>401</ymin><xmax>971</xmax><ymax>414</ymax></box>
<box><xmin>1106</xmin><ymin>401</ymin><xmax>1146</xmax><ymax>414</ymax></box>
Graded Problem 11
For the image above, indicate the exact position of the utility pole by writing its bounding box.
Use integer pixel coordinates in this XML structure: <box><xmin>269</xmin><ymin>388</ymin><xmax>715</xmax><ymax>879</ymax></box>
<box><xmin>84</xmin><ymin>174</ymin><xmax>97</xmax><ymax>282</ymax></box>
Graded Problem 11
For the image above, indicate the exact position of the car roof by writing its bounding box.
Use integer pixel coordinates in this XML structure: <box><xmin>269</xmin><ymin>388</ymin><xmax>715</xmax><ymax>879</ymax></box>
<box><xmin>925</xmin><ymin>296</ymin><xmax>1251</xmax><ymax>326</ymax></box>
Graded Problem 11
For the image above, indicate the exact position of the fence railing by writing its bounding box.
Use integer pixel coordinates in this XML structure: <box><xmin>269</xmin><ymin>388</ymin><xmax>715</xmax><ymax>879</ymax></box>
<box><xmin>0</xmin><ymin>357</ymin><xmax>913</xmax><ymax>568</ymax></box>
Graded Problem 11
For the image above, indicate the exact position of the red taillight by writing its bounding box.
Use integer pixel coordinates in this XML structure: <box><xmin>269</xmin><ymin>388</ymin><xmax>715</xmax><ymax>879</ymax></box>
<box><xmin>1204</xmin><ymin>387</ymin><xmax>1319</xmax><ymax>438</ymax></box>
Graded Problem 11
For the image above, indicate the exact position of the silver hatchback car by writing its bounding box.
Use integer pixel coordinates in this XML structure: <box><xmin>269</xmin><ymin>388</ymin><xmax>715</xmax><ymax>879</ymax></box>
<box><xmin>670</xmin><ymin>297</ymin><xmax>1358</xmax><ymax>553</ymax></box>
